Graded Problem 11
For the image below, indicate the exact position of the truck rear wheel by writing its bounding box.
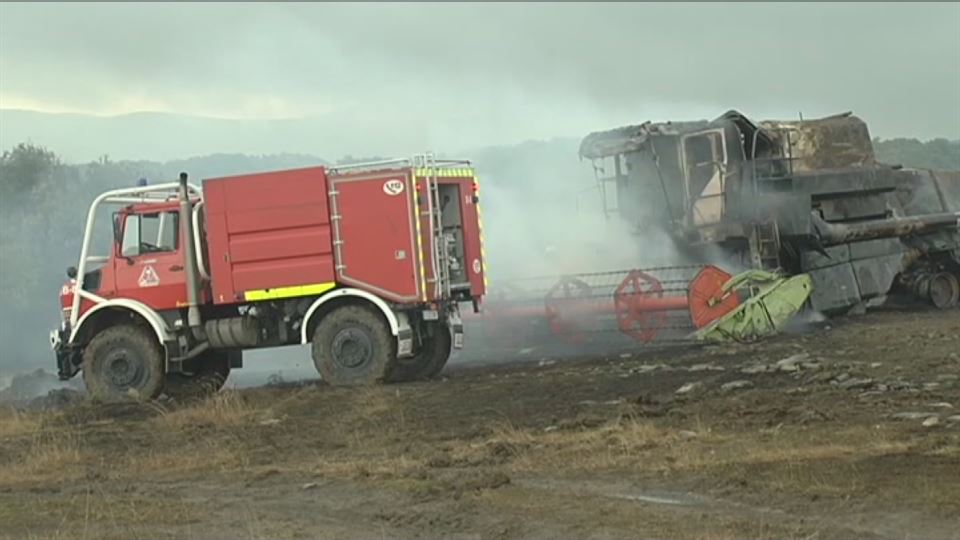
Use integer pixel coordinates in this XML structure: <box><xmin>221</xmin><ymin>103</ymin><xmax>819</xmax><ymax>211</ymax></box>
<box><xmin>82</xmin><ymin>325</ymin><xmax>165</xmax><ymax>402</ymax></box>
<box><xmin>312</xmin><ymin>305</ymin><xmax>395</xmax><ymax>386</ymax></box>
<box><xmin>390</xmin><ymin>322</ymin><xmax>452</xmax><ymax>382</ymax></box>
<box><xmin>163</xmin><ymin>350</ymin><xmax>232</xmax><ymax>401</ymax></box>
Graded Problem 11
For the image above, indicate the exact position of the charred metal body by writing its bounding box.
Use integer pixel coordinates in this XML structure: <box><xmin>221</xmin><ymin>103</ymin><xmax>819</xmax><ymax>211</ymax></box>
<box><xmin>580</xmin><ymin>111</ymin><xmax>960</xmax><ymax>313</ymax></box>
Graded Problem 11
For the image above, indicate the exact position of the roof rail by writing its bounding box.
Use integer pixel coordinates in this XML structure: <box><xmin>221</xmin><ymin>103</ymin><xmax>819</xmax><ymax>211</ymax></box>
<box><xmin>328</xmin><ymin>153</ymin><xmax>472</xmax><ymax>174</ymax></box>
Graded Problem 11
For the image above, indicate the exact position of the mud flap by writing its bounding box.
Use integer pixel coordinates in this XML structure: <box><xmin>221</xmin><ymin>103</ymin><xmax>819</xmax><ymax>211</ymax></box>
<box><xmin>448</xmin><ymin>311</ymin><xmax>464</xmax><ymax>349</ymax></box>
<box><xmin>693</xmin><ymin>271</ymin><xmax>814</xmax><ymax>343</ymax></box>
<box><xmin>396</xmin><ymin>312</ymin><xmax>414</xmax><ymax>358</ymax></box>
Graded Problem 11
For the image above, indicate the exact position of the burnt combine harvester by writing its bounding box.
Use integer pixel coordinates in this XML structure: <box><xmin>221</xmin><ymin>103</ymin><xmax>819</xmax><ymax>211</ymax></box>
<box><xmin>474</xmin><ymin>111</ymin><xmax>959</xmax><ymax>350</ymax></box>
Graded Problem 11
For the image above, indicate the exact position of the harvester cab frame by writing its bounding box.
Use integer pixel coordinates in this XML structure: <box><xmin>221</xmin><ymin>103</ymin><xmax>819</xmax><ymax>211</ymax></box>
<box><xmin>679</xmin><ymin>126</ymin><xmax>729</xmax><ymax>229</ymax></box>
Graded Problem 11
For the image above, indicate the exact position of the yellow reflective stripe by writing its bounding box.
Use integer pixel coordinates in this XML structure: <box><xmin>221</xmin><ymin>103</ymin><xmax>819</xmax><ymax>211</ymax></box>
<box><xmin>244</xmin><ymin>282</ymin><xmax>336</xmax><ymax>301</ymax></box>
<box><xmin>414</xmin><ymin>167</ymin><xmax>475</xmax><ymax>178</ymax></box>
<box><xmin>412</xmin><ymin>176</ymin><xmax>428</xmax><ymax>302</ymax></box>
<box><xmin>474</xmin><ymin>176</ymin><xmax>489</xmax><ymax>289</ymax></box>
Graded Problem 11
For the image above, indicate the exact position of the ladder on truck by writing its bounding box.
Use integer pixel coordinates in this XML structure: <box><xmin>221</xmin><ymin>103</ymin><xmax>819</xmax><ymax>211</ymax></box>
<box><xmin>414</xmin><ymin>153</ymin><xmax>452</xmax><ymax>300</ymax></box>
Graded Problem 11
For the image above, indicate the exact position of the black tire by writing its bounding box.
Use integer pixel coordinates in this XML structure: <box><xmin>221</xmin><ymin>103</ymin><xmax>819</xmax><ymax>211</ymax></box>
<box><xmin>82</xmin><ymin>325</ymin><xmax>165</xmax><ymax>402</ymax></box>
<box><xmin>390</xmin><ymin>322</ymin><xmax>452</xmax><ymax>382</ymax></box>
<box><xmin>928</xmin><ymin>272</ymin><xmax>959</xmax><ymax>309</ymax></box>
<box><xmin>163</xmin><ymin>350</ymin><xmax>232</xmax><ymax>401</ymax></box>
<box><xmin>424</xmin><ymin>336</ymin><xmax>454</xmax><ymax>379</ymax></box>
<box><xmin>311</xmin><ymin>305</ymin><xmax>395</xmax><ymax>386</ymax></box>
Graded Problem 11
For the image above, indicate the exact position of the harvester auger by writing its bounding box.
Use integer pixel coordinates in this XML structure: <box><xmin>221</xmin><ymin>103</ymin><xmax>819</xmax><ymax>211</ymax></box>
<box><xmin>470</xmin><ymin>265</ymin><xmax>814</xmax><ymax>349</ymax></box>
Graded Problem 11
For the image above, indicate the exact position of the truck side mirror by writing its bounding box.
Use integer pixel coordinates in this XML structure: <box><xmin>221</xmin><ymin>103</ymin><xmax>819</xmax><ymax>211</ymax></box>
<box><xmin>66</xmin><ymin>266</ymin><xmax>77</xmax><ymax>279</ymax></box>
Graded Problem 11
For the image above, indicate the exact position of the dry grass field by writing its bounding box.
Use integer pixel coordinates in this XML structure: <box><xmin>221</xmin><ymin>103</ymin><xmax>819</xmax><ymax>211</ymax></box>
<box><xmin>1</xmin><ymin>308</ymin><xmax>958</xmax><ymax>539</ymax></box>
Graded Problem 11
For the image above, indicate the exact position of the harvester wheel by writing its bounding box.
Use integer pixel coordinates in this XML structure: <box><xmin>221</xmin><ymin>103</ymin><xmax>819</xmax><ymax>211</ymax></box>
<box><xmin>928</xmin><ymin>272</ymin><xmax>959</xmax><ymax>309</ymax></box>
<box><xmin>82</xmin><ymin>325</ymin><xmax>165</xmax><ymax>402</ymax></box>
<box><xmin>163</xmin><ymin>350</ymin><xmax>232</xmax><ymax>401</ymax></box>
<box><xmin>389</xmin><ymin>322</ymin><xmax>452</xmax><ymax>382</ymax></box>
<box><xmin>312</xmin><ymin>305</ymin><xmax>395</xmax><ymax>386</ymax></box>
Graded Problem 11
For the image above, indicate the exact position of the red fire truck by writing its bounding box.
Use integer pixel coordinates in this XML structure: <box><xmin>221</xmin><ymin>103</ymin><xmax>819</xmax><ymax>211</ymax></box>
<box><xmin>51</xmin><ymin>156</ymin><xmax>487</xmax><ymax>400</ymax></box>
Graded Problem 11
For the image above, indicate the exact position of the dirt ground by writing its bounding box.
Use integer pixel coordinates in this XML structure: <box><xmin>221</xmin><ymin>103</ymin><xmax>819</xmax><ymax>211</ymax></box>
<box><xmin>1</xmin><ymin>308</ymin><xmax>958</xmax><ymax>540</ymax></box>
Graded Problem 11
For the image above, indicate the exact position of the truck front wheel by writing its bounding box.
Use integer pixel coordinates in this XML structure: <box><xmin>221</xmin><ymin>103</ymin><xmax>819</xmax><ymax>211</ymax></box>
<box><xmin>163</xmin><ymin>350</ymin><xmax>232</xmax><ymax>401</ymax></box>
<box><xmin>312</xmin><ymin>305</ymin><xmax>395</xmax><ymax>386</ymax></box>
<box><xmin>82</xmin><ymin>325</ymin><xmax>165</xmax><ymax>402</ymax></box>
<box><xmin>389</xmin><ymin>322</ymin><xmax>452</xmax><ymax>382</ymax></box>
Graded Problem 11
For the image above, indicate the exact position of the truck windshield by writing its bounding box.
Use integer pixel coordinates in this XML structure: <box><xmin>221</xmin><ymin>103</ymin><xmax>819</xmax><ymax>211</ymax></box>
<box><xmin>121</xmin><ymin>212</ymin><xmax>179</xmax><ymax>257</ymax></box>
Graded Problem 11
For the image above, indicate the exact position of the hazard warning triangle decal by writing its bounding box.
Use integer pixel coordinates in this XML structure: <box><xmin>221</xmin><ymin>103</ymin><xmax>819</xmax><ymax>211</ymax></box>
<box><xmin>138</xmin><ymin>265</ymin><xmax>160</xmax><ymax>287</ymax></box>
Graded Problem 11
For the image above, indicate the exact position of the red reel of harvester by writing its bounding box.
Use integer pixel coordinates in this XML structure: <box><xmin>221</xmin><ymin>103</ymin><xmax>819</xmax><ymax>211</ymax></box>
<box><xmin>544</xmin><ymin>276</ymin><xmax>593</xmax><ymax>344</ymax></box>
<box><xmin>614</xmin><ymin>270</ymin><xmax>670</xmax><ymax>343</ymax></box>
<box><xmin>687</xmin><ymin>265</ymin><xmax>740</xmax><ymax>329</ymax></box>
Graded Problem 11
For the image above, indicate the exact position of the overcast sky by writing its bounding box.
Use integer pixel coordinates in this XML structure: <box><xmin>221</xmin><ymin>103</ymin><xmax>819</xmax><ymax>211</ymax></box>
<box><xmin>1</xmin><ymin>2</ymin><xmax>958</xmax><ymax>156</ymax></box>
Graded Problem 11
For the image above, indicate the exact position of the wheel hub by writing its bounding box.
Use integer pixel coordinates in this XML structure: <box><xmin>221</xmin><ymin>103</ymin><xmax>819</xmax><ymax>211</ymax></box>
<box><xmin>332</xmin><ymin>328</ymin><xmax>373</xmax><ymax>369</ymax></box>
<box><xmin>105</xmin><ymin>348</ymin><xmax>143</xmax><ymax>388</ymax></box>
<box><xmin>928</xmin><ymin>273</ymin><xmax>959</xmax><ymax>309</ymax></box>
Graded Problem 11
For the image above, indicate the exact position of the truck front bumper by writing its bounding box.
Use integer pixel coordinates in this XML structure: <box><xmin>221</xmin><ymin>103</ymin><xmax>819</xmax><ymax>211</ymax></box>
<box><xmin>50</xmin><ymin>326</ymin><xmax>80</xmax><ymax>380</ymax></box>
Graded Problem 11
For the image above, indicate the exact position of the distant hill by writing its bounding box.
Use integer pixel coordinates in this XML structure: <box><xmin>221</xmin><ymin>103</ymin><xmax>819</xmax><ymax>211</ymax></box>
<box><xmin>0</xmin><ymin>109</ymin><xmax>338</xmax><ymax>163</ymax></box>
<box><xmin>0</xmin><ymin>109</ymin><xmax>457</xmax><ymax>164</ymax></box>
